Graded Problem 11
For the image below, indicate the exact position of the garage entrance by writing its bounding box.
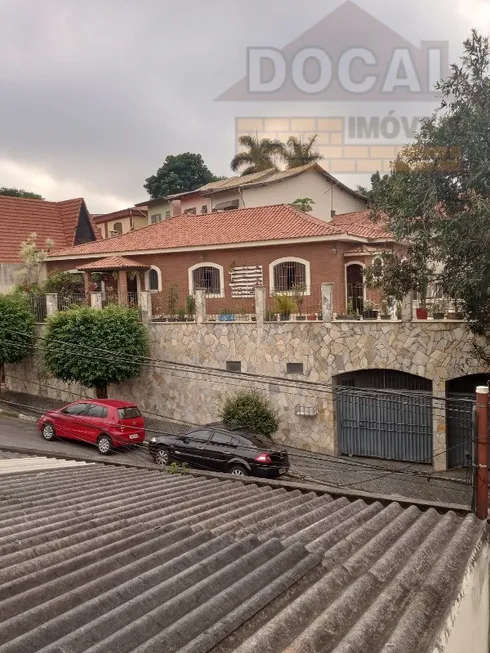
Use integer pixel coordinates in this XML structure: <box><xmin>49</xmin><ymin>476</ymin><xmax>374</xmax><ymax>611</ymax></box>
<box><xmin>446</xmin><ymin>375</ymin><xmax>488</xmax><ymax>468</ymax></box>
<box><xmin>335</xmin><ymin>370</ymin><xmax>433</xmax><ymax>463</ymax></box>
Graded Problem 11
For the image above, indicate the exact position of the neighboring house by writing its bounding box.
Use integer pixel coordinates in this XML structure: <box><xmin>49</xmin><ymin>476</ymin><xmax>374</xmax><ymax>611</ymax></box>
<box><xmin>134</xmin><ymin>197</ymin><xmax>179</xmax><ymax>226</ymax></box>
<box><xmin>2</xmin><ymin>456</ymin><xmax>488</xmax><ymax>653</ymax></box>
<box><xmin>0</xmin><ymin>196</ymin><xmax>99</xmax><ymax>293</ymax></box>
<box><xmin>45</xmin><ymin>204</ymin><xmax>391</xmax><ymax>314</ymax></box>
<box><xmin>137</xmin><ymin>163</ymin><xmax>367</xmax><ymax>224</ymax></box>
<box><xmin>93</xmin><ymin>207</ymin><xmax>148</xmax><ymax>239</ymax></box>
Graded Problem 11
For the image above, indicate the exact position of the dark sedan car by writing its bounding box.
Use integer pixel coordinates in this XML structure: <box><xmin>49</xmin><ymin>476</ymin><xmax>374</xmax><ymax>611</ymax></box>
<box><xmin>149</xmin><ymin>422</ymin><xmax>289</xmax><ymax>478</ymax></box>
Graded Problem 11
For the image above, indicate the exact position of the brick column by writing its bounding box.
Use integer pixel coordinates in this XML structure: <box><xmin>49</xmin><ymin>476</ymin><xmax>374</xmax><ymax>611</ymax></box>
<box><xmin>118</xmin><ymin>270</ymin><xmax>128</xmax><ymax>306</ymax></box>
<box><xmin>195</xmin><ymin>289</ymin><xmax>206</xmax><ymax>325</ymax></box>
<box><xmin>90</xmin><ymin>292</ymin><xmax>102</xmax><ymax>309</ymax></box>
<box><xmin>255</xmin><ymin>286</ymin><xmax>266</xmax><ymax>326</ymax></box>
<box><xmin>45</xmin><ymin>293</ymin><xmax>58</xmax><ymax>316</ymax></box>
<box><xmin>321</xmin><ymin>282</ymin><xmax>334</xmax><ymax>322</ymax></box>
<box><xmin>139</xmin><ymin>291</ymin><xmax>152</xmax><ymax>324</ymax></box>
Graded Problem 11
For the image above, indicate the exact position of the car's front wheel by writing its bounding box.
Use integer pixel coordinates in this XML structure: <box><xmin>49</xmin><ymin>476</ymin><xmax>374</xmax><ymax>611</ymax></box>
<box><xmin>229</xmin><ymin>464</ymin><xmax>248</xmax><ymax>477</ymax></box>
<box><xmin>41</xmin><ymin>422</ymin><xmax>56</xmax><ymax>441</ymax></box>
<box><xmin>154</xmin><ymin>447</ymin><xmax>170</xmax><ymax>466</ymax></box>
<box><xmin>97</xmin><ymin>434</ymin><xmax>112</xmax><ymax>455</ymax></box>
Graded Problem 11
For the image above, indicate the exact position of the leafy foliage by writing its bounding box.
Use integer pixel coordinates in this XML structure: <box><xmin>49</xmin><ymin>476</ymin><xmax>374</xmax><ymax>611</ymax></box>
<box><xmin>43</xmin><ymin>271</ymin><xmax>84</xmax><ymax>294</ymax></box>
<box><xmin>230</xmin><ymin>135</ymin><xmax>284</xmax><ymax>175</ymax></box>
<box><xmin>292</xmin><ymin>197</ymin><xmax>315</xmax><ymax>212</ymax></box>
<box><xmin>42</xmin><ymin>305</ymin><xmax>149</xmax><ymax>397</ymax></box>
<box><xmin>284</xmin><ymin>135</ymin><xmax>323</xmax><ymax>169</ymax></box>
<box><xmin>219</xmin><ymin>390</ymin><xmax>279</xmax><ymax>437</ymax></box>
<box><xmin>144</xmin><ymin>153</ymin><xmax>222</xmax><ymax>199</ymax></box>
<box><xmin>0</xmin><ymin>187</ymin><xmax>44</xmax><ymax>200</ymax></box>
<box><xmin>366</xmin><ymin>30</ymin><xmax>490</xmax><ymax>356</ymax></box>
<box><xmin>0</xmin><ymin>293</ymin><xmax>35</xmax><ymax>365</ymax></box>
<box><xmin>16</xmin><ymin>233</ymin><xmax>55</xmax><ymax>290</ymax></box>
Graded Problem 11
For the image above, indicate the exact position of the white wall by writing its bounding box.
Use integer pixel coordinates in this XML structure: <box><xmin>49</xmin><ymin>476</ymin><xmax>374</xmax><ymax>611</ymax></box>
<box><xmin>435</xmin><ymin>538</ymin><xmax>490</xmax><ymax>653</ymax></box>
<box><xmin>242</xmin><ymin>170</ymin><xmax>366</xmax><ymax>220</ymax></box>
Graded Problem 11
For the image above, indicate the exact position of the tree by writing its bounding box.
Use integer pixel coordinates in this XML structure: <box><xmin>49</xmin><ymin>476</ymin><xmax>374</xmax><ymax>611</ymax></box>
<box><xmin>144</xmin><ymin>153</ymin><xmax>222</xmax><ymax>199</ymax></box>
<box><xmin>230</xmin><ymin>135</ymin><xmax>285</xmax><ymax>176</ymax></box>
<box><xmin>43</xmin><ymin>305</ymin><xmax>149</xmax><ymax>398</ymax></box>
<box><xmin>366</xmin><ymin>30</ymin><xmax>490</xmax><ymax>358</ymax></box>
<box><xmin>284</xmin><ymin>135</ymin><xmax>323</xmax><ymax>169</ymax></box>
<box><xmin>219</xmin><ymin>390</ymin><xmax>279</xmax><ymax>437</ymax></box>
<box><xmin>292</xmin><ymin>197</ymin><xmax>315</xmax><ymax>212</ymax></box>
<box><xmin>356</xmin><ymin>172</ymin><xmax>389</xmax><ymax>203</ymax></box>
<box><xmin>0</xmin><ymin>187</ymin><xmax>44</xmax><ymax>200</ymax></box>
<box><xmin>16</xmin><ymin>233</ymin><xmax>55</xmax><ymax>290</ymax></box>
<box><xmin>0</xmin><ymin>294</ymin><xmax>36</xmax><ymax>382</ymax></box>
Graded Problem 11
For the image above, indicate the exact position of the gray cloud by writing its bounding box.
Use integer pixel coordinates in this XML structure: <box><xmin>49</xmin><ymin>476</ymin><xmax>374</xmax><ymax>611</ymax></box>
<box><xmin>0</xmin><ymin>0</ymin><xmax>486</xmax><ymax>211</ymax></box>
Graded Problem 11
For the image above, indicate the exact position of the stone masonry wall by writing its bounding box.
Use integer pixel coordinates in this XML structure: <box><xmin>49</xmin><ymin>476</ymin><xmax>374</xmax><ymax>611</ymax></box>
<box><xmin>5</xmin><ymin>321</ymin><xmax>484</xmax><ymax>470</ymax></box>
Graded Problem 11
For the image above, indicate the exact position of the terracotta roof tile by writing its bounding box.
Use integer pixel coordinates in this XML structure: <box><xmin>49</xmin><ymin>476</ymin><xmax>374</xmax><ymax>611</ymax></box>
<box><xmin>0</xmin><ymin>196</ymin><xmax>97</xmax><ymax>263</ymax></box>
<box><xmin>331</xmin><ymin>210</ymin><xmax>392</xmax><ymax>239</ymax></box>
<box><xmin>49</xmin><ymin>204</ymin><xmax>344</xmax><ymax>258</ymax></box>
<box><xmin>77</xmin><ymin>256</ymin><xmax>150</xmax><ymax>271</ymax></box>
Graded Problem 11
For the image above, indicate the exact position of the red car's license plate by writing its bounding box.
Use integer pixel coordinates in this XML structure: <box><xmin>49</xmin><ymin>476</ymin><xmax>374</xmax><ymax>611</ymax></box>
<box><xmin>129</xmin><ymin>434</ymin><xmax>139</xmax><ymax>440</ymax></box>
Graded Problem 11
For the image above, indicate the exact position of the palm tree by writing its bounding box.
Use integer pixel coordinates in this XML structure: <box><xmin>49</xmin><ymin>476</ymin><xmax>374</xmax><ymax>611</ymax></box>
<box><xmin>230</xmin><ymin>135</ymin><xmax>285</xmax><ymax>176</ymax></box>
<box><xmin>284</xmin><ymin>134</ymin><xmax>323</xmax><ymax>169</ymax></box>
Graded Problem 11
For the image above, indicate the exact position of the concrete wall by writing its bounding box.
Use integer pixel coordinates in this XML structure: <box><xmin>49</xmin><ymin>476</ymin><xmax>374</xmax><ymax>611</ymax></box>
<box><xmin>5</xmin><ymin>320</ymin><xmax>484</xmax><ymax>469</ymax></box>
<box><xmin>434</xmin><ymin>536</ymin><xmax>490</xmax><ymax>653</ymax></box>
<box><xmin>243</xmin><ymin>169</ymin><xmax>366</xmax><ymax>220</ymax></box>
<box><xmin>0</xmin><ymin>262</ymin><xmax>22</xmax><ymax>293</ymax></box>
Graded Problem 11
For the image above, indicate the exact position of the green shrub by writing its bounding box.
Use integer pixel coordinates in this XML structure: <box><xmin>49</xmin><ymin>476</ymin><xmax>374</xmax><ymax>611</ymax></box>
<box><xmin>219</xmin><ymin>390</ymin><xmax>279</xmax><ymax>437</ymax></box>
<box><xmin>43</xmin><ymin>304</ymin><xmax>149</xmax><ymax>397</ymax></box>
<box><xmin>0</xmin><ymin>293</ymin><xmax>36</xmax><ymax>366</ymax></box>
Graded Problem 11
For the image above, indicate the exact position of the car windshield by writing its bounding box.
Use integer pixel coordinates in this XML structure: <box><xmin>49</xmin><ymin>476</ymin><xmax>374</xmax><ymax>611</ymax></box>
<box><xmin>117</xmin><ymin>407</ymin><xmax>142</xmax><ymax>419</ymax></box>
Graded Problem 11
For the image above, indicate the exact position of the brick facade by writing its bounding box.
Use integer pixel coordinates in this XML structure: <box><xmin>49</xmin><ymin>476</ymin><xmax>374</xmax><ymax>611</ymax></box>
<box><xmin>47</xmin><ymin>239</ymin><xmax>388</xmax><ymax>315</ymax></box>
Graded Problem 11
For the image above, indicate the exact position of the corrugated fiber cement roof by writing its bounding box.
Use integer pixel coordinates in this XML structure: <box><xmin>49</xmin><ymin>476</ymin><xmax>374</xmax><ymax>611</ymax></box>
<box><xmin>0</xmin><ymin>461</ymin><xmax>484</xmax><ymax>653</ymax></box>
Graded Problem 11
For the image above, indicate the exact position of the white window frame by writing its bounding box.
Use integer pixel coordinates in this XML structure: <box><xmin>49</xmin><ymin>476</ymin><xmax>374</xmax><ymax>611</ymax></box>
<box><xmin>269</xmin><ymin>257</ymin><xmax>311</xmax><ymax>295</ymax></box>
<box><xmin>188</xmin><ymin>262</ymin><xmax>224</xmax><ymax>298</ymax></box>
<box><xmin>344</xmin><ymin>261</ymin><xmax>366</xmax><ymax>306</ymax></box>
<box><xmin>145</xmin><ymin>265</ymin><xmax>162</xmax><ymax>292</ymax></box>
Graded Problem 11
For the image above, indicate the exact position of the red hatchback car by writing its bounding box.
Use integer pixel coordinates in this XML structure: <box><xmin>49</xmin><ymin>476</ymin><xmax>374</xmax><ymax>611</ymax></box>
<box><xmin>37</xmin><ymin>400</ymin><xmax>146</xmax><ymax>455</ymax></box>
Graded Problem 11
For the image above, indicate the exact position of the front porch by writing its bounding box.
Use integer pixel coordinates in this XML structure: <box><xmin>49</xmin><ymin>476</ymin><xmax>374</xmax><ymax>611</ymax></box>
<box><xmin>77</xmin><ymin>256</ymin><xmax>150</xmax><ymax>308</ymax></box>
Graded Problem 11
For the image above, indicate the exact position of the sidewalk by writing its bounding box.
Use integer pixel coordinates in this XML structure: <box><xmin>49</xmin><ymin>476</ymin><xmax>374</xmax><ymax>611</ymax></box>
<box><xmin>0</xmin><ymin>390</ymin><xmax>473</xmax><ymax>506</ymax></box>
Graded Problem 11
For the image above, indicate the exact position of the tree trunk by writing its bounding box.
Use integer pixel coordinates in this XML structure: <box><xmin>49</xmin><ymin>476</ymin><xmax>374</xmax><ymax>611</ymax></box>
<box><xmin>95</xmin><ymin>384</ymin><xmax>108</xmax><ymax>399</ymax></box>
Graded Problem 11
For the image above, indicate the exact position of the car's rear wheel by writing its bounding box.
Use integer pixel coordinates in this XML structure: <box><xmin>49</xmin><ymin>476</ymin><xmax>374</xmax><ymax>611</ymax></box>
<box><xmin>229</xmin><ymin>464</ymin><xmax>248</xmax><ymax>477</ymax></box>
<box><xmin>42</xmin><ymin>422</ymin><xmax>56</xmax><ymax>441</ymax></box>
<box><xmin>97</xmin><ymin>434</ymin><xmax>112</xmax><ymax>455</ymax></box>
<box><xmin>155</xmin><ymin>447</ymin><xmax>170</xmax><ymax>466</ymax></box>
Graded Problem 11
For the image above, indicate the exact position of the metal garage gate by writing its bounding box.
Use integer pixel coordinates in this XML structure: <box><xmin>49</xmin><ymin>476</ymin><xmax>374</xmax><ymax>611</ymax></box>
<box><xmin>446</xmin><ymin>375</ymin><xmax>487</xmax><ymax>468</ymax></box>
<box><xmin>335</xmin><ymin>370</ymin><xmax>433</xmax><ymax>463</ymax></box>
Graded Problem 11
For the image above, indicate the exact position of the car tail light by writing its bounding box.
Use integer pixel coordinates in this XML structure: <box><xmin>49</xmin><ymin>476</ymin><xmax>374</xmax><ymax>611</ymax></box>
<box><xmin>254</xmin><ymin>452</ymin><xmax>272</xmax><ymax>464</ymax></box>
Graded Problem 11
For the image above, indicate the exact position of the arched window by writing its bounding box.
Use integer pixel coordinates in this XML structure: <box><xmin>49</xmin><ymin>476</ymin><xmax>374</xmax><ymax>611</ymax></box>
<box><xmin>269</xmin><ymin>257</ymin><xmax>311</xmax><ymax>294</ymax></box>
<box><xmin>188</xmin><ymin>263</ymin><xmax>224</xmax><ymax>297</ymax></box>
<box><xmin>145</xmin><ymin>266</ymin><xmax>162</xmax><ymax>292</ymax></box>
<box><xmin>112</xmin><ymin>222</ymin><xmax>123</xmax><ymax>235</ymax></box>
<box><xmin>345</xmin><ymin>262</ymin><xmax>365</xmax><ymax>313</ymax></box>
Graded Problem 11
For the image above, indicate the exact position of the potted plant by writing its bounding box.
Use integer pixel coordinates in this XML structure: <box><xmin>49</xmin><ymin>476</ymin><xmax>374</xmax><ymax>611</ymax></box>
<box><xmin>167</xmin><ymin>285</ymin><xmax>179</xmax><ymax>321</ymax></box>
<box><xmin>415</xmin><ymin>283</ymin><xmax>428</xmax><ymax>319</ymax></box>
<box><xmin>396</xmin><ymin>301</ymin><xmax>403</xmax><ymax>320</ymax></box>
<box><xmin>380</xmin><ymin>299</ymin><xmax>391</xmax><ymax>320</ymax></box>
<box><xmin>186</xmin><ymin>295</ymin><xmax>196</xmax><ymax>321</ymax></box>
<box><xmin>219</xmin><ymin>308</ymin><xmax>236</xmax><ymax>322</ymax></box>
<box><xmin>275</xmin><ymin>294</ymin><xmax>296</xmax><ymax>321</ymax></box>
<box><xmin>292</xmin><ymin>283</ymin><xmax>307</xmax><ymax>320</ymax></box>
<box><xmin>307</xmin><ymin>313</ymin><xmax>317</xmax><ymax>321</ymax></box>
<box><xmin>336</xmin><ymin>299</ymin><xmax>360</xmax><ymax>321</ymax></box>
<box><xmin>176</xmin><ymin>307</ymin><xmax>187</xmax><ymax>322</ymax></box>
<box><xmin>362</xmin><ymin>300</ymin><xmax>379</xmax><ymax>320</ymax></box>
<box><xmin>431</xmin><ymin>299</ymin><xmax>447</xmax><ymax>320</ymax></box>
<box><xmin>447</xmin><ymin>300</ymin><xmax>464</xmax><ymax>320</ymax></box>
<box><xmin>265</xmin><ymin>309</ymin><xmax>277</xmax><ymax>322</ymax></box>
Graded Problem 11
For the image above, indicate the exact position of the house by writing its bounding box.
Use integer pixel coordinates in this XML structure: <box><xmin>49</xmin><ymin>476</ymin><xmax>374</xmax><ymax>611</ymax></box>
<box><xmin>135</xmin><ymin>196</ymin><xmax>179</xmax><ymax>226</ymax></box>
<box><xmin>138</xmin><ymin>163</ymin><xmax>367</xmax><ymax>224</ymax></box>
<box><xmin>93</xmin><ymin>206</ymin><xmax>148</xmax><ymax>239</ymax></box>
<box><xmin>45</xmin><ymin>204</ymin><xmax>391</xmax><ymax>315</ymax></box>
<box><xmin>1</xmin><ymin>453</ymin><xmax>488</xmax><ymax>653</ymax></box>
<box><xmin>0</xmin><ymin>196</ymin><xmax>99</xmax><ymax>293</ymax></box>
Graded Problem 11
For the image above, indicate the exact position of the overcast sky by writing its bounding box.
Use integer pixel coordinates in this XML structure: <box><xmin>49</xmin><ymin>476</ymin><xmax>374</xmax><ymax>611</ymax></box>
<box><xmin>0</xmin><ymin>0</ymin><xmax>488</xmax><ymax>213</ymax></box>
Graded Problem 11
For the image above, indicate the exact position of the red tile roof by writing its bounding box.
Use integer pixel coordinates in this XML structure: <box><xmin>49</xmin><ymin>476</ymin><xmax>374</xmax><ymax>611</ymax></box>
<box><xmin>331</xmin><ymin>210</ymin><xmax>392</xmax><ymax>239</ymax></box>
<box><xmin>49</xmin><ymin>204</ymin><xmax>345</xmax><ymax>258</ymax></box>
<box><xmin>77</xmin><ymin>256</ymin><xmax>150</xmax><ymax>271</ymax></box>
<box><xmin>0</xmin><ymin>196</ymin><xmax>98</xmax><ymax>263</ymax></box>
